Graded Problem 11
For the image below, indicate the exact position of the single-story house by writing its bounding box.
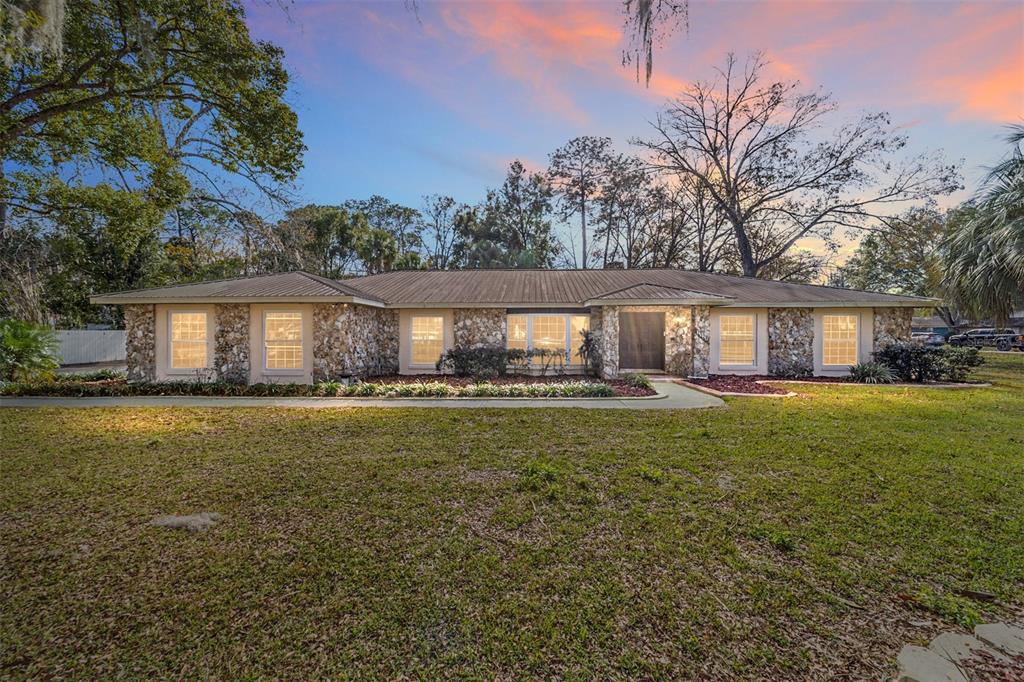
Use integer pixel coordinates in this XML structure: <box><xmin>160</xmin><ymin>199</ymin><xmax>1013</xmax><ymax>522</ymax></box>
<box><xmin>90</xmin><ymin>269</ymin><xmax>930</xmax><ymax>383</ymax></box>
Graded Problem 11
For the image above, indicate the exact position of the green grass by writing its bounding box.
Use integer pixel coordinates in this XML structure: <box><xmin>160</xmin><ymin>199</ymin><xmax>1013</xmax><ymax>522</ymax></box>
<box><xmin>2</xmin><ymin>352</ymin><xmax>1022</xmax><ymax>679</ymax></box>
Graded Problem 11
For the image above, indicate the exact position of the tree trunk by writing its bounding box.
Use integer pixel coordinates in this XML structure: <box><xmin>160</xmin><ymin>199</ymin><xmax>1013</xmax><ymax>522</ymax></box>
<box><xmin>580</xmin><ymin>192</ymin><xmax>588</xmax><ymax>269</ymax></box>
<box><xmin>732</xmin><ymin>219</ymin><xmax>757</xmax><ymax>277</ymax></box>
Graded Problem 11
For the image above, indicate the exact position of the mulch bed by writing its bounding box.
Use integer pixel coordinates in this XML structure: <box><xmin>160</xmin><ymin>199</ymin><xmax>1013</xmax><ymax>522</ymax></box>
<box><xmin>365</xmin><ymin>375</ymin><xmax>657</xmax><ymax>397</ymax></box>
<box><xmin>686</xmin><ymin>375</ymin><xmax>790</xmax><ymax>395</ymax></box>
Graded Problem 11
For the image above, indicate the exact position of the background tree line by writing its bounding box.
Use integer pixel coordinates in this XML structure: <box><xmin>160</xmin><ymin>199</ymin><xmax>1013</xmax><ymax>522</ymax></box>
<box><xmin>2</xmin><ymin>2</ymin><xmax>1018</xmax><ymax>329</ymax></box>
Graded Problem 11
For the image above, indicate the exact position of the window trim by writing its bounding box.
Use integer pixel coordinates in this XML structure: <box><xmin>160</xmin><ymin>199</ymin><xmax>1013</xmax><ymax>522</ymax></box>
<box><xmin>507</xmin><ymin>312</ymin><xmax>590</xmax><ymax>365</ymax></box>
<box><xmin>262</xmin><ymin>309</ymin><xmax>305</xmax><ymax>375</ymax></box>
<box><xmin>167</xmin><ymin>309</ymin><xmax>210</xmax><ymax>374</ymax></box>
<box><xmin>718</xmin><ymin>313</ymin><xmax>757</xmax><ymax>368</ymax></box>
<box><xmin>821</xmin><ymin>313</ymin><xmax>860</xmax><ymax>368</ymax></box>
<box><xmin>409</xmin><ymin>314</ymin><xmax>446</xmax><ymax>368</ymax></box>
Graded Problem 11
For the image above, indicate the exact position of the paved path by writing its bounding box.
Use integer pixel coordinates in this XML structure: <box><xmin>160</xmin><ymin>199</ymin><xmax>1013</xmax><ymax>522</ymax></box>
<box><xmin>0</xmin><ymin>381</ymin><xmax>723</xmax><ymax>410</ymax></box>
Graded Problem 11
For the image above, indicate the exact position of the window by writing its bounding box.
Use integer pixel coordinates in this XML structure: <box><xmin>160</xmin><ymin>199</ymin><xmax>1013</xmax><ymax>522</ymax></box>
<box><xmin>570</xmin><ymin>315</ymin><xmax>590</xmax><ymax>364</ymax></box>
<box><xmin>507</xmin><ymin>314</ymin><xmax>528</xmax><ymax>351</ymax></box>
<box><xmin>505</xmin><ymin>313</ymin><xmax>589</xmax><ymax>364</ymax></box>
<box><xmin>719</xmin><ymin>314</ymin><xmax>755</xmax><ymax>366</ymax></box>
<box><xmin>265</xmin><ymin>311</ymin><xmax>303</xmax><ymax>370</ymax></box>
<box><xmin>823</xmin><ymin>314</ymin><xmax>858</xmax><ymax>366</ymax></box>
<box><xmin>411</xmin><ymin>316</ymin><xmax>444</xmax><ymax>365</ymax></box>
<box><xmin>170</xmin><ymin>312</ymin><xmax>208</xmax><ymax>369</ymax></box>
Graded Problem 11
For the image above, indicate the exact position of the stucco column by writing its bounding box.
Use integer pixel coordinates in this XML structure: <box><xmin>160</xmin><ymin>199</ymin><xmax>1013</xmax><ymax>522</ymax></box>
<box><xmin>599</xmin><ymin>306</ymin><xmax>619</xmax><ymax>379</ymax></box>
<box><xmin>691</xmin><ymin>305</ymin><xmax>711</xmax><ymax>378</ymax></box>
<box><xmin>124</xmin><ymin>304</ymin><xmax>156</xmax><ymax>383</ymax></box>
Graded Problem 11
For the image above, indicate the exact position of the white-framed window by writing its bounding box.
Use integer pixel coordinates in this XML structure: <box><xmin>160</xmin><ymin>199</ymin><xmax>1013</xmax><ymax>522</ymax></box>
<box><xmin>169</xmin><ymin>311</ymin><xmax>208</xmax><ymax>369</ymax></box>
<box><xmin>719</xmin><ymin>314</ymin><xmax>755</xmax><ymax>366</ymax></box>
<box><xmin>506</xmin><ymin>313</ymin><xmax>590</xmax><ymax>364</ymax></box>
<box><xmin>410</xmin><ymin>315</ymin><xmax>444</xmax><ymax>366</ymax></box>
<box><xmin>264</xmin><ymin>311</ymin><xmax>303</xmax><ymax>370</ymax></box>
<box><xmin>822</xmin><ymin>314</ymin><xmax>858</xmax><ymax>366</ymax></box>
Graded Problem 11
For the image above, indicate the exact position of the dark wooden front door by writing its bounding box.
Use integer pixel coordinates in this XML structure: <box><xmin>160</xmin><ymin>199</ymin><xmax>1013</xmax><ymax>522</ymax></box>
<box><xmin>619</xmin><ymin>312</ymin><xmax>665</xmax><ymax>370</ymax></box>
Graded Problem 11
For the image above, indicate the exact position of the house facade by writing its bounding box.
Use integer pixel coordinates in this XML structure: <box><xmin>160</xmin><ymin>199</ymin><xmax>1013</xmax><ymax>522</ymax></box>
<box><xmin>91</xmin><ymin>269</ymin><xmax>927</xmax><ymax>383</ymax></box>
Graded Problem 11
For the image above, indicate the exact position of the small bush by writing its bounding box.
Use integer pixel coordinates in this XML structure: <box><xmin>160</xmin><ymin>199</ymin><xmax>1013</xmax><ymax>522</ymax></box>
<box><xmin>874</xmin><ymin>343</ymin><xmax>984</xmax><ymax>383</ymax></box>
<box><xmin>0</xmin><ymin>320</ymin><xmax>60</xmax><ymax>382</ymax></box>
<box><xmin>769</xmin><ymin>359</ymin><xmax>813</xmax><ymax>379</ymax></box>
<box><xmin>622</xmin><ymin>372</ymin><xmax>654</xmax><ymax>390</ymax></box>
<box><xmin>849</xmin><ymin>361</ymin><xmax>895</xmax><ymax>384</ymax></box>
<box><xmin>436</xmin><ymin>345</ymin><xmax>509</xmax><ymax>380</ymax></box>
<box><xmin>577</xmin><ymin>329</ymin><xmax>601</xmax><ymax>377</ymax></box>
<box><xmin>57</xmin><ymin>368</ymin><xmax>126</xmax><ymax>382</ymax></box>
<box><xmin>936</xmin><ymin>346</ymin><xmax>984</xmax><ymax>382</ymax></box>
<box><xmin>873</xmin><ymin>343</ymin><xmax>942</xmax><ymax>383</ymax></box>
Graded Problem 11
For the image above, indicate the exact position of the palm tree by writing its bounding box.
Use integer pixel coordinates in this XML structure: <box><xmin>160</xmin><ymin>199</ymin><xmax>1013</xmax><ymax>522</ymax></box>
<box><xmin>943</xmin><ymin>124</ymin><xmax>1024</xmax><ymax>322</ymax></box>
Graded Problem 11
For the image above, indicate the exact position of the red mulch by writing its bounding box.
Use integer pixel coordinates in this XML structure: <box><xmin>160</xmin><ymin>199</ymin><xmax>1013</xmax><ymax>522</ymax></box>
<box><xmin>364</xmin><ymin>374</ymin><xmax>656</xmax><ymax>397</ymax></box>
<box><xmin>687</xmin><ymin>375</ymin><xmax>790</xmax><ymax>395</ymax></box>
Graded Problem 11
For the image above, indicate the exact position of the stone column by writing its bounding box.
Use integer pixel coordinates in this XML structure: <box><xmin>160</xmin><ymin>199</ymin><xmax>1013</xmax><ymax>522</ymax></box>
<box><xmin>767</xmin><ymin>308</ymin><xmax>814</xmax><ymax>376</ymax></box>
<box><xmin>124</xmin><ymin>304</ymin><xmax>156</xmax><ymax>382</ymax></box>
<box><xmin>214</xmin><ymin>304</ymin><xmax>250</xmax><ymax>383</ymax></box>
<box><xmin>873</xmin><ymin>307</ymin><xmax>912</xmax><ymax>351</ymax></box>
<box><xmin>599</xmin><ymin>306</ymin><xmax>619</xmax><ymax>379</ymax></box>
<box><xmin>664</xmin><ymin>306</ymin><xmax>694</xmax><ymax>376</ymax></box>
<box><xmin>453</xmin><ymin>308</ymin><xmax>506</xmax><ymax>348</ymax></box>
<box><xmin>691</xmin><ymin>305</ymin><xmax>711</xmax><ymax>378</ymax></box>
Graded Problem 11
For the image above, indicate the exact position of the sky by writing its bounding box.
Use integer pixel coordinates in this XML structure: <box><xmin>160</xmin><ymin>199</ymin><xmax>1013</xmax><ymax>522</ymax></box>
<box><xmin>244</xmin><ymin>0</ymin><xmax>1024</xmax><ymax>264</ymax></box>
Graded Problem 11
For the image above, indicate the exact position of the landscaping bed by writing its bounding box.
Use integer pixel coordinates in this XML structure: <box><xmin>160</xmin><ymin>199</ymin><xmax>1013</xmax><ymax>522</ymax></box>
<box><xmin>685</xmin><ymin>375</ymin><xmax>790</xmax><ymax>395</ymax></box>
<box><xmin>0</xmin><ymin>373</ymin><xmax>655</xmax><ymax>399</ymax></box>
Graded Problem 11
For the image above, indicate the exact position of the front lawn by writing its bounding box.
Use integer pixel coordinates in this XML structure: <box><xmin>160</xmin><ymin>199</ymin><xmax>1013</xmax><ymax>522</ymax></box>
<box><xmin>1</xmin><ymin>353</ymin><xmax>1022</xmax><ymax>679</ymax></box>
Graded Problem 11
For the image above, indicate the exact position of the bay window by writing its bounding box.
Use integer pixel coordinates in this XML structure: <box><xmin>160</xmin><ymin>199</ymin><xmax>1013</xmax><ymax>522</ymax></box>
<box><xmin>169</xmin><ymin>311</ymin><xmax>208</xmax><ymax>369</ymax></box>
<box><xmin>822</xmin><ymin>314</ymin><xmax>858</xmax><ymax>366</ymax></box>
<box><xmin>719</xmin><ymin>314</ymin><xmax>755</xmax><ymax>366</ymax></box>
<box><xmin>410</xmin><ymin>316</ymin><xmax>444</xmax><ymax>365</ymax></box>
<box><xmin>264</xmin><ymin>311</ymin><xmax>303</xmax><ymax>370</ymax></box>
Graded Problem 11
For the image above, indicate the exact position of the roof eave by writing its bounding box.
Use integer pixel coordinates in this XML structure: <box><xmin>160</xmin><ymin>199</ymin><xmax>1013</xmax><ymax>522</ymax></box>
<box><xmin>719</xmin><ymin>299</ymin><xmax>935</xmax><ymax>308</ymax></box>
<box><xmin>584</xmin><ymin>297</ymin><xmax>734</xmax><ymax>307</ymax></box>
<box><xmin>89</xmin><ymin>295</ymin><xmax>385</xmax><ymax>307</ymax></box>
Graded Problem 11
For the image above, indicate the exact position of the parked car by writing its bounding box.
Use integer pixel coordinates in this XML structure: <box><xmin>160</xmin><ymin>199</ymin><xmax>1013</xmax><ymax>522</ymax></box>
<box><xmin>948</xmin><ymin>328</ymin><xmax>1024</xmax><ymax>351</ymax></box>
<box><xmin>911</xmin><ymin>331</ymin><xmax>945</xmax><ymax>347</ymax></box>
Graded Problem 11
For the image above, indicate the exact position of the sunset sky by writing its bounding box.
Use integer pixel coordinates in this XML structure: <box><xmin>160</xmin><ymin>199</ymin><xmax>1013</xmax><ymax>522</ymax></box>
<box><xmin>245</xmin><ymin>0</ymin><xmax>1024</xmax><ymax>263</ymax></box>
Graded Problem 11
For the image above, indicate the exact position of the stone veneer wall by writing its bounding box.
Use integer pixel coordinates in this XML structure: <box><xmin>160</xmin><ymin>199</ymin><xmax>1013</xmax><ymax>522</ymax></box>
<box><xmin>453</xmin><ymin>308</ymin><xmax>506</xmax><ymax>348</ymax></box>
<box><xmin>691</xmin><ymin>306</ymin><xmax>711</xmax><ymax>378</ymax></box>
<box><xmin>767</xmin><ymin>308</ymin><xmax>814</xmax><ymax>376</ymax></box>
<box><xmin>214</xmin><ymin>304</ymin><xmax>250</xmax><ymax>383</ymax></box>
<box><xmin>312</xmin><ymin>304</ymin><xmax>399</xmax><ymax>380</ymax></box>
<box><xmin>598</xmin><ymin>306</ymin><xmax>619</xmax><ymax>379</ymax></box>
<box><xmin>873</xmin><ymin>307</ymin><xmax>913</xmax><ymax>351</ymax></box>
<box><xmin>123</xmin><ymin>304</ymin><xmax>156</xmax><ymax>382</ymax></box>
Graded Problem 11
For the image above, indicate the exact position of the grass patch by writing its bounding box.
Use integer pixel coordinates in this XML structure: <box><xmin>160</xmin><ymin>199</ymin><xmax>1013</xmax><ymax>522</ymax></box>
<box><xmin>1</xmin><ymin>352</ymin><xmax>1022</xmax><ymax>678</ymax></box>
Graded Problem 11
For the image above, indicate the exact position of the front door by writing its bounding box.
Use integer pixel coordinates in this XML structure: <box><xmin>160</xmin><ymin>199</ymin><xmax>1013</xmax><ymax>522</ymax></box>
<box><xmin>618</xmin><ymin>312</ymin><xmax>665</xmax><ymax>370</ymax></box>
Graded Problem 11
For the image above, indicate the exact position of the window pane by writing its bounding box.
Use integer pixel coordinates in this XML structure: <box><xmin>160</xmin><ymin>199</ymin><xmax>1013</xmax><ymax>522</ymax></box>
<box><xmin>507</xmin><ymin>315</ymin><xmax>528</xmax><ymax>351</ymax></box>
<box><xmin>719</xmin><ymin>314</ymin><xmax>754</xmax><ymax>366</ymax></box>
<box><xmin>823</xmin><ymin>314</ymin><xmax>858</xmax><ymax>366</ymax></box>
<box><xmin>170</xmin><ymin>312</ymin><xmax>207</xmax><ymax>368</ymax></box>
<box><xmin>570</xmin><ymin>315</ymin><xmax>589</xmax><ymax>364</ymax></box>
<box><xmin>265</xmin><ymin>312</ymin><xmax>303</xmax><ymax>369</ymax></box>
<box><xmin>411</xmin><ymin>316</ymin><xmax>444</xmax><ymax>365</ymax></box>
<box><xmin>532</xmin><ymin>315</ymin><xmax>566</xmax><ymax>362</ymax></box>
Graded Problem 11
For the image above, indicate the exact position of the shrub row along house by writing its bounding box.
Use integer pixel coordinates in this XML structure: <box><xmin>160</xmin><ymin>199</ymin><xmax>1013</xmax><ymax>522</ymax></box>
<box><xmin>91</xmin><ymin>269</ymin><xmax>929</xmax><ymax>383</ymax></box>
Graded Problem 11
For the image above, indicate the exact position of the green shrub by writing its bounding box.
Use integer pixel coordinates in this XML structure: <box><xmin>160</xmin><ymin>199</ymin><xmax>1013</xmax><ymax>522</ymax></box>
<box><xmin>874</xmin><ymin>343</ymin><xmax>984</xmax><ymax>383</ymax></box>
<box><xmin>873</xmin><ymin>343</ymin><xmax>942</xmax><ymax>382</ymax></box>
<box><xmin>0</xmin><ymin>320</ymin><xmax>60</xmax><ymax>382</ymax></box>
<box><xmin>936</xmin><ymin>346</ymin><xmax>984</xmax><ymax>382</ymax></box>
<box><xmin>57</xmin><ymin>368</ymin><xmax>126</xmax><ymax>382</ymax></box>
<box><xmin>849</xmin><ymin>361</ymin><xmax>895</xmax><ymax>384</ymax></box>
<box><xmin>577</xmin><ymin>329</ymin><xmax>601</xmax><ymax>377</ymax></box>
<box><xmin>436</xmin><ymin>345</ymin><xmax>509</xmax><ymax>379</ymax></box>
<box><xmin>622</xmin><ymin>372</ymin><xmax>654</xmax><ymax>390</ymax></box>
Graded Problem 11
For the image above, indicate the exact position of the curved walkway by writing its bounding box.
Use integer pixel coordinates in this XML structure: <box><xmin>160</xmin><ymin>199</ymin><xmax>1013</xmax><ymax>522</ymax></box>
<box><xmin>0</xmin><ymin>381</ymin><xmax>723</xmax><ymax>410</ymax></box>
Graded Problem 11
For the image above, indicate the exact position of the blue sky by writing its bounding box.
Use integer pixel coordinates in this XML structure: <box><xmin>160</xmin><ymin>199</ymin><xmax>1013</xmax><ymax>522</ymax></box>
<box><xmin>244</xmin><ymin>0</ymin><xmax>1024</xmax><ymax>262</ymax></box>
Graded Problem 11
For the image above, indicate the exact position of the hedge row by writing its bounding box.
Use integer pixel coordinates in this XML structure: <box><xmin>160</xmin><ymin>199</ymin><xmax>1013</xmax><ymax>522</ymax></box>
<box><xmin>0</xmin><ymin>379</ymin><xmax>618</xmax><ymax>399</ymax></box>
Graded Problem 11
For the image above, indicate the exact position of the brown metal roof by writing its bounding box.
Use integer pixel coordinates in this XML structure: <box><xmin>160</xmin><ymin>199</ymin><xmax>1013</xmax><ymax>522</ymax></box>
<box><xmin>91</xmin><ymin>268</ymin><xmax>934</xmax><ymax>307</ymax></box>
<box><xmin>340</xmin><ymin>269</ymin><xmax>932</xmax><ymax>307</ymax></box>
<box><xmin>91</xmin><ymin>271</ymin><xmax>382</xmax><ymax>304</ymax></box>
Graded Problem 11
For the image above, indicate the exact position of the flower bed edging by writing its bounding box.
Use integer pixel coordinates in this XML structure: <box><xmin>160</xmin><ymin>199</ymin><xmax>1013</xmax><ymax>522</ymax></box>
<box><xmin>758</xmin><ymin>380</ymin><xmax>991</xmax><ymax>389</ymax></box>
<box><xmin>674</xmin><ymin>379</ymin><xmax>796</xmax><ymax>399</ymax></box>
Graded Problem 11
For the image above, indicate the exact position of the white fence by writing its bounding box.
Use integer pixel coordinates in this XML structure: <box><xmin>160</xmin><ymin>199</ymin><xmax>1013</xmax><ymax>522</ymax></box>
<box><xmin>55</xmin><ymin>330</ymin><xmax>126</xmax><ymax>365</ymax></box>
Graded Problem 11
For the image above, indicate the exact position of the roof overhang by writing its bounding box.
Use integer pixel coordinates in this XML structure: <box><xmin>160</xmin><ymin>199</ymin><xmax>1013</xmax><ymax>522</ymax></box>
<box><xmin>88</xmin><ymin>295</ymin><xmax>386</xmax><ymax>307</ymax></box>
<box><xmin>582</xmin><ymin>296</ymin><xmax>734</xmax><ymax>307</ymax></box>
<box><xmin>719</xmin><ymin>299</ymin><xmax>936</xmax><ymax>308</ymax></box>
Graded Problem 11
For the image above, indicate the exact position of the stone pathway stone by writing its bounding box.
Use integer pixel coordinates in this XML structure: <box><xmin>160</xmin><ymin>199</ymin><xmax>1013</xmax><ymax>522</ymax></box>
<box><xmin>897</xmin><ymin>622</ymin><xmax>1024</xmax><ymax>681</ymax></box>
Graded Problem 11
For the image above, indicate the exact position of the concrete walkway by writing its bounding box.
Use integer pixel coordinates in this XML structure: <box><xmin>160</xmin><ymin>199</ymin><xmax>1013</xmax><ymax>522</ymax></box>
<box><xmin>0</xmin><ymin>381</ymin><xmax>723</xmax><ymax>410</ymax></box>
